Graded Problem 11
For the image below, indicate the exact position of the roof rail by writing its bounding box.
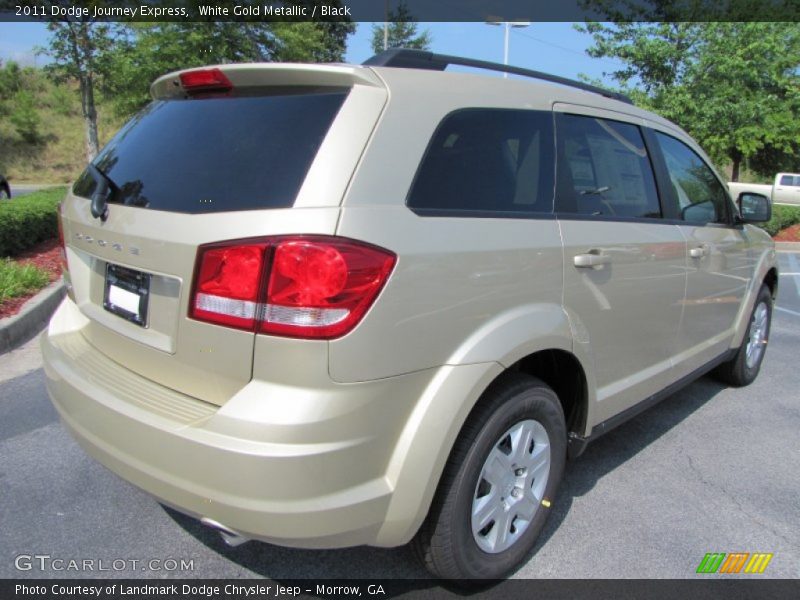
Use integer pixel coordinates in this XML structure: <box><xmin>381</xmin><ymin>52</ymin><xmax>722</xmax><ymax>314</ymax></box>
<box><xmin>363</xmin><ymin>48</ymin><xmax>633</xmax><ymax>105</ymax></box>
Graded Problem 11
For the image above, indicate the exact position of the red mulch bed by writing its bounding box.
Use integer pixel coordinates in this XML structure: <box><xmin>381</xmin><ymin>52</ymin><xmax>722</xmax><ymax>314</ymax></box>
<box><xmin>0</xmin><ymin>238</ymin><xmax>63</xmax><ymax>320</ymax></box>
<box><xmin>774</xmin><ymin>223</ymin><xmax>800</xmax><ymax>242</ymax></box>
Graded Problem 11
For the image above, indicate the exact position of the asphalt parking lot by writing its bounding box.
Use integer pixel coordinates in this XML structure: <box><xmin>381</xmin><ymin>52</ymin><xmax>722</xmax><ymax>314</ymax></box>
<box><xmin>1</xmin><ymin>253</ymin><xmax>798</xmax><ymax>581</ymax></box>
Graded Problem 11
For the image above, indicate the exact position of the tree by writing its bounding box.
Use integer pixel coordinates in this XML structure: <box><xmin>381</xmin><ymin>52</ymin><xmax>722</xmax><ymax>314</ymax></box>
<box><xmin>748</xmin><ymin>143</ymin><xmax>800</xmax><ymax>179</ymax></box>
<box><xmin>577</xmin><ymin>19</ymin><xmax>800</xmax><ymax>180</ymax></box>
<box><xmin>43</xmin><ymin>21</ymin><xmax>120</xmax><ymax>161</ymax></box>
<box><xmin>681</xmin><ymin>23</ymin><xmax>800</xmax><ymax>181</ymax></box>
<box><xmin>311</xmin><ymin>21</ymin><xmax>358</xmax><ymax>62</ymax></box>
<box><xmin>0</xmin><ymin>61</ymin><xmax>21</xmax><ymax>120</ymax></box>
<box><xmin>9</xmin><ymin>90</ymin><xmax>41</xmax><ymax>143</ymax></box>
<box><xmin>0</xmin><ymin>60</ymin><xmax>23</xmax><ymax>102</ymax></box>
<box><xmin>104</xmin><ymin>21</ymin><xmax>355</xmax><ymax>118</ymax></box>
<box><xmin>371</xmin><ymin>3</ymin><xmax>431</xmax><ymax>53</ymax></box>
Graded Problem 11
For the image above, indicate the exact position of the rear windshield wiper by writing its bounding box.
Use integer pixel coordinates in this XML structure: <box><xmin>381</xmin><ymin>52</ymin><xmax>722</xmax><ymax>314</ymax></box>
<box><xmin>87</xmin><ymin>163</ymin><xmax>115</xmax><ymax>222</ymax></box>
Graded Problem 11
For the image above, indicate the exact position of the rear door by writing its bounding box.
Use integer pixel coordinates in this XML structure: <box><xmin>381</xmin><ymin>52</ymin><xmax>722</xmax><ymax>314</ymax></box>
<box><xmin>60</xmin><ymin>65</ymin><xmax>386</xmax><ymax>405</ymax></box>
<box><xmin>650</xmin><ymin>130</ymin><xmax>754</xmax><ymax>374</ymax></box>
<box><xmin>555</xmin><ymin>108</ymin><xmax>687</xmax><ymax>423</ymax></box>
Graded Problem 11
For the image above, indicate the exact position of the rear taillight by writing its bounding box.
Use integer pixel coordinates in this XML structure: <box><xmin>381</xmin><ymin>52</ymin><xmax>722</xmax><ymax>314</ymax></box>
<box><xmin>191</xmin><ymin>242</ymin><xmax>270</xmax><ymax>330</ymax></box>
<box><xmin>179</xmin><ymin>68</ymin><xmax>233</xmax><ymax>94</ymax></box>
<box><xmin>190</xmin><ymin>236</ymin><xmax>396</xmax><ymax>339</ymax></box>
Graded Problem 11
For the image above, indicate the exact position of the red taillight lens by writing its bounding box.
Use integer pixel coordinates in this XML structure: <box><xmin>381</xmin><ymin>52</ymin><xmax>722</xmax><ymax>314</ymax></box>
<box><xmin>262</xmin><ymin>239</ymin><xmax>395</xmax><ymax>339</ymax></box>
<box><xmin>271</xmin><ymin>242</ymin><xmax>348</xmax><ymax>305</ymax></box>
<box><xmin>179</xmin><ymin>68</ymin><xmax>233</xmax><ymax>93</ymax></box>
<box><xmin>190</xmin><ymin>243</ymin><xmax>269</xmax><ymax>330</ymax></box>
<box><xmin>190</xmin><ymin>237</ymin><xmax>395</xmax><ymax>339</ymax></box>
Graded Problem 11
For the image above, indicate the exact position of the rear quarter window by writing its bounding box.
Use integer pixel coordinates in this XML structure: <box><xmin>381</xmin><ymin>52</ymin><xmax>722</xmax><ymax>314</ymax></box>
<box><xmin>406</xmin><ymin>109</ymin><xmax>555</xmax><ymax>216</ymax></box>
<box><xmin>73</xmin><ymin>88</ymin><xmax>348</xmax><ymax>213</ymax></box>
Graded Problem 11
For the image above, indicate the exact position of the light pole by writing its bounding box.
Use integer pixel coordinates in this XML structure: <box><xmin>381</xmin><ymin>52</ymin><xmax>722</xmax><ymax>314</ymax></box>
<box><xmin>383</xmin><ymin>0</ymin><xmax>389</xmax><ymax>51</ymax></box>
<box><xmin>486</xmin><ymin>20</ymin><xmax>531</xmax><ymax>77</ymax></box>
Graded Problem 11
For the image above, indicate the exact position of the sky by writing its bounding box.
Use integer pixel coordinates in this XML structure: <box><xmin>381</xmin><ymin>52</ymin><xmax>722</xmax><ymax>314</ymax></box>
<box><xmin>0</xmin><ymin>21</ymin><xmax>625</xmax><ymax>85</ymax></box>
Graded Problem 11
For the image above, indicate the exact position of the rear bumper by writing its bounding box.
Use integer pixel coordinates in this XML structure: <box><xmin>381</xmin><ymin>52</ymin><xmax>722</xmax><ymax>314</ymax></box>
<box><xmin>41</xmin><ymin>298</ymin><xmax>500</xmax><ymax>548</ymax></box>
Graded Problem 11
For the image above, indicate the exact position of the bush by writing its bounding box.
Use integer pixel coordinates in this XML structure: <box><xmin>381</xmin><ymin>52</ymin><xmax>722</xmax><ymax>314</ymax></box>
<box><xmin>0</xmin><ymin>187</ymin><xmax>66</xmax><ymax>257</ymax></box>
<box><xmin>760</xmin><ymin>204</ymin><xmax>800</xmax><ymax>237</ymax></box>
<box><xmin>0</xmin><ymin>258</ymin><xmax>50</xmax><ymax>305</ymax></box>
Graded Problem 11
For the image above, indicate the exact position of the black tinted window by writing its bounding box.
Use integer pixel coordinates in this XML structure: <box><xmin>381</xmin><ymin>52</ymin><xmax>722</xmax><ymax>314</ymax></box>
<box><xmin>73</xmin><ymin>88</ymin><xmax>347</xmax><ymax>213</ymax></box>
<box><xmin>556</xmin><ymin>114</ymin><xmax>661</xmax><ymax>219</ymax></box>
<box><xmin>654</xmin><ymin>132</ymin><xmax>730</xmax><ymax>225</ymax></box>
<box><xmin>407</xmin><ymin>109</ymin><xmax>554</xmax><ymax>215</ymax></box>
<box><xmin>779</xmin><ymin>174</ymin><xmax>798</xmax><ymax>186</ymax></box>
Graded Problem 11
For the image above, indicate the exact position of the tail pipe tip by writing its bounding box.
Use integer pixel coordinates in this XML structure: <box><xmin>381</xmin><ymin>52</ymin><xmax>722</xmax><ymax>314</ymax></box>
<box><xmin>200</xmin><ymin>517</ymin><xmax>251</xmax><ymax>548</ymax></box>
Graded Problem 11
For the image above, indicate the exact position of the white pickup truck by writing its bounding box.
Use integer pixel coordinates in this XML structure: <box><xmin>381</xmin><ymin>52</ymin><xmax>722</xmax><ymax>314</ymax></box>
<box><xmin>729</xmin><ymin>172</ymin><xmax>800</xmax><ymax>206</ymax></box>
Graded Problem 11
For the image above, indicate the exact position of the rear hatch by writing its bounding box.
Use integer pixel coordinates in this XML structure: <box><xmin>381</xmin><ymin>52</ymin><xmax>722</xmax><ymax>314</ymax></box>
<box><xmin>60</xmin><ymin>63</ymin><xmax>387</xmax><ymax>405</ymax></box>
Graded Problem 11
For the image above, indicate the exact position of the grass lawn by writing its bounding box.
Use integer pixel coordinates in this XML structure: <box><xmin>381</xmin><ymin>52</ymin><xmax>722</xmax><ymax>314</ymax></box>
<box><xmin>0</xmin><ymin>258</ymin><xmax>50</xmax><ymax>306</ymax></box>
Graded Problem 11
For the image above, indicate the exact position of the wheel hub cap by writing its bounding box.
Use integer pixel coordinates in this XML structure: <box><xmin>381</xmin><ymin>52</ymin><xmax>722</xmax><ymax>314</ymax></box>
<box><xmin>745</xmin><ymin>301</ymin><xmax>769</xmax><ymax>369</ymax></box>
<box><xmin>471</xmin><ymin>419</ymin><xmax>551</xmax><ymax>554</ymax></box>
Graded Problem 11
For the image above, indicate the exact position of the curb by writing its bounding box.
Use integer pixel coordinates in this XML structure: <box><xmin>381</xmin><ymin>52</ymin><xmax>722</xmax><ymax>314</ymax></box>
<box><xmin>775</xmin><ymin>242</ymin><xmax>800</xmax><ymax>251</ymax></box>
<box><xmin>0</xmin><ymin>281</ymin><xmax>65</xmax><ymax>355</ymax></box>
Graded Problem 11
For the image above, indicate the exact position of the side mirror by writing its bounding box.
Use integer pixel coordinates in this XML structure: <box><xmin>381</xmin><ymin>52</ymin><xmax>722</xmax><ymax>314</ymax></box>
<box><xmin>737</xmin><ymin>192</ymin><xmax>771</xmax><ymax>223</ymax></box>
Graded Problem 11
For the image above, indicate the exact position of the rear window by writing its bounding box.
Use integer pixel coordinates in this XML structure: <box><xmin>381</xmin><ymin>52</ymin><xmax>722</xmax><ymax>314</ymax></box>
<box><xmin>73</xmin><ymin>88</ymin><xmax>348</xmax><ymax>213</ymax></box>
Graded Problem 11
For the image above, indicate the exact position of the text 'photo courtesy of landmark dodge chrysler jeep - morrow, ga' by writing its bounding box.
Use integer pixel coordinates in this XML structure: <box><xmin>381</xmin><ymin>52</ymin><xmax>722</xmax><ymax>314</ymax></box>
<box><xmin>41</xmin><ymin>49</ymin><xmax>777</xmax><ymax>581</ymax></box>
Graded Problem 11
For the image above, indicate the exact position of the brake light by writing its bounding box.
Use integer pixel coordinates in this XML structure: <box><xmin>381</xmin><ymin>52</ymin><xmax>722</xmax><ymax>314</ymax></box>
<box><xmin>179</xmin><ymin>68</ymin><xmax>233</xmax><ymax>93</ymax></box>
<box><xmin>190</xmin><ymin>236</ymin><xmax>396</xmax><ymax>339</ymax></box>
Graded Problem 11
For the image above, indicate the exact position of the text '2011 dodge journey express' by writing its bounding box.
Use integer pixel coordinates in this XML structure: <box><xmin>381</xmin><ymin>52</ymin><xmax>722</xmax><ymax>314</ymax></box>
<box><xmin>42</xmin><ymin>50</ymin><xmax>777</xmax><ymax>581</ymax></box>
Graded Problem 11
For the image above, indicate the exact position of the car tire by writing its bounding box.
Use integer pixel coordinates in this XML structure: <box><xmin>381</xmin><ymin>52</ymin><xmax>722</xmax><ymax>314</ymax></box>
<box><xmin>714</xmin><ymin>284</ymin><xmax>773</xmax><ymax>387</ymax></box>
<box><xmin>412</xmin><ymin>373</ymin><xmax>566</xmax><ymax>582</ymax></box>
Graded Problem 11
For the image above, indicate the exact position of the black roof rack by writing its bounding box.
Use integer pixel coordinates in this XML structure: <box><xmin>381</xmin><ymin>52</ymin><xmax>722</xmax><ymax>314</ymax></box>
<box><xmin>363</xmin><ymin>48</ymin><xmax>633</xmax><ymax>105</ymax></box>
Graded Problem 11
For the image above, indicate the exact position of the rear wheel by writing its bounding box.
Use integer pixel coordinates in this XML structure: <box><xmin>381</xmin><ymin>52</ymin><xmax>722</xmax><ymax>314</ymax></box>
<box><xmin>714</xmin><ymin>284</ymin><xmax>772</xmax><ymax>387</ymax></box>
<box><xmin>413</xmin><ymin>373</ymin><xmax>566</xmax><ymax>581</ymax></box>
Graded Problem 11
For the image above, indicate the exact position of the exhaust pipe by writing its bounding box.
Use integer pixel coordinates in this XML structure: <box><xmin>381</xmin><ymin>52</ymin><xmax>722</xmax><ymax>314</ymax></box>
<box><xmin>200</xmin><ymin>517</ymin><xmax>251</xmax><ymax>547</ymax></box>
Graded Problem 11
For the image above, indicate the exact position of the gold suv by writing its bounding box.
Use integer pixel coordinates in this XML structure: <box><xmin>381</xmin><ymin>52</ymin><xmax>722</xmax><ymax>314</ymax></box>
<box><xmin>42</xmin><ymin>50</ymin><xmax>777</xmax><ymax>581</ymax></box>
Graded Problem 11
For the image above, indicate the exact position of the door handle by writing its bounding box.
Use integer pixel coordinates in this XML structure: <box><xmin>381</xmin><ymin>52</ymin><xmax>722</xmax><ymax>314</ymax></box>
<box><xmin>574</xmin><ymin>251</ymin><xmax>611</xmax><ymax>268</ymax></box>
<box><xmin>689</xmin><ymin>245</ymin><xmax>709</xmax><ymax>259</ymax></box>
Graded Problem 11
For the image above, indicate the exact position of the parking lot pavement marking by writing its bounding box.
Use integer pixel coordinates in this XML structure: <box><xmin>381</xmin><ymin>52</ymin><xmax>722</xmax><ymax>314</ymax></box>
<box><xmin>786</xmin><ymin>253</ymin><xmax>800</xmax><ymax>298</ymax></box>
<box><xmin>776</xmin><ymin>306</ymin><xmax>800</xmax><ymax>318</ymax></box>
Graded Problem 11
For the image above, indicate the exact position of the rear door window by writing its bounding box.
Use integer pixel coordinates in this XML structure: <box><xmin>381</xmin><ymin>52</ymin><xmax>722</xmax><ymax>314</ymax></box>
<box><xmin>73</xmin><ymin>88</ymin><xmax>348</xmax><ymax>213</ymax></box>
<box><xmin>556</xmin><ymin>114</ymin><xmax>662</xmax><ymax>219</ymax></box>
<box><xmin>407</xmin><ymin>109</ymin><xmax>555</xmax><ymax>216</ymax></box>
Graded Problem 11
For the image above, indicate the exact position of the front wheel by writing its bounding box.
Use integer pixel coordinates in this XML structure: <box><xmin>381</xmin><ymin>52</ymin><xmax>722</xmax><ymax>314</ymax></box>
<box><xmin>413</xmin><ymin>373</ymin><xmax>566</xmax><ymax>581</ymax></box>
<box><xmin>714</xmin><ymin>284</ymin><xmax>773</xmax><ymax>387</ymax></box>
